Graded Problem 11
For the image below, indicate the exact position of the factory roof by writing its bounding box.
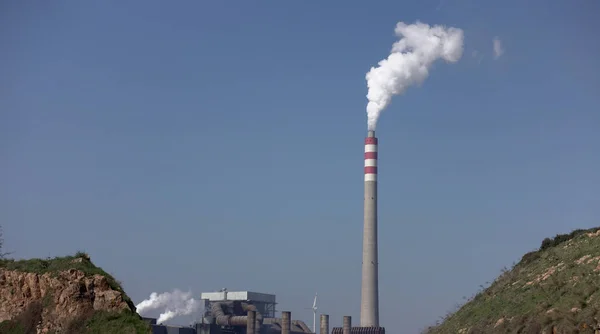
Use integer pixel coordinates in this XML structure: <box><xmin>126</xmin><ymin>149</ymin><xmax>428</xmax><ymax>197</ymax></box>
<box><xmin>200</xmin><ymin>290</ymin><xmax>276</xmax><ymax>303</ymax></box>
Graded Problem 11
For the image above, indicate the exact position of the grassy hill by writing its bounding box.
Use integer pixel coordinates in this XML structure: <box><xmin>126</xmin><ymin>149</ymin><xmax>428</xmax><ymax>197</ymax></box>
<box><xmin>0</xmin><ymin>252</ymin><xmax>150</xmax><ymax>334</ymax></box>
<box><xmin>424</xmin><ymin>227</ymin><xmax>600</xmax><ymax>334</ymax></box>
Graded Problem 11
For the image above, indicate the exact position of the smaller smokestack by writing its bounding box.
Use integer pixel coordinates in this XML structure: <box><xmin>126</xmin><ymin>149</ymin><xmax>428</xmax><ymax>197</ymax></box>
<box><xmin>247</xmin><ymin>310</ymin><xmax>256</xmax><ymax>334</ymax></box>
<box><xmin>320</xmin><ymin>314</ymin><xmax>329</xmax><ymax>334</ymax></box>
<box><xmin>255</xmin><ymin>316</ymin><xmax>261</xmax><ymax>334</ymax></box>
<box><xmin>342</xmin><ymin>316</ymin><xmax>351</xmax><ymax>334</ymax></box>
<box><xmin>282</xmin><ymin>311</ymin><xmax>291</xmax><ymax>334</ymax></box>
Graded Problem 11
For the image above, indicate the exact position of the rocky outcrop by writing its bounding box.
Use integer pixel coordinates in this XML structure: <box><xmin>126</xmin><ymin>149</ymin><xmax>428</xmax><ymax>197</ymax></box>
<box><xmin>0</xmin><ymin>266</ymin><xmax>133</xmax><ymax>333</ymax></box>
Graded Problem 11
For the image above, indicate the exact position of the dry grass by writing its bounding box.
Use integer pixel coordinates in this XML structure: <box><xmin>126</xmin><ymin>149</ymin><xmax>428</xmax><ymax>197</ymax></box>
<box><xmin>423</xmin><ymin>227</ymin><xmax>600</xmax><ymax>334</ymax></box>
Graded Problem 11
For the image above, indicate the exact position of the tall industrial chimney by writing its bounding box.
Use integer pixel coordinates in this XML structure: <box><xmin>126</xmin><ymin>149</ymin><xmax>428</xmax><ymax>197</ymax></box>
<box><xmin>360</xmin><ymin>129</ymin><xmax>379</xmax><ymax>327</ymax></box>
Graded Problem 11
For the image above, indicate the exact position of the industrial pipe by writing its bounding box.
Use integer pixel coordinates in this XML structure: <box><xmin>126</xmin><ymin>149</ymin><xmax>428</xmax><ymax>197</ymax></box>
<box><xmin>320</xmin><ymin>314</ymin><xmax>329</xmax><ymax>334</ymax></box>
<box><xmin>342</xmin><ymin>316</ymin><xmax>351</xmax><ymax>334</ymax></box>
<box><xmin>242</xmin><ymin>303</ymin><xmax>263</xmax><ymax>322</ymax></box>
<box><xmin>211</xmin><ymin>302</ymin><xmax>232</xmax><ymax>325</ymax></box>
<box><xmin>294</xmin><ymin>320</ymin><xmax>312</xmax><ymax>333</ymax></box>
<box><xmin>282</xmin><ymin>311</ymin><xmax>291</xmax><ymax>334</ymax></box>
<box><xmin>242</xmin><ymin>303</ymin><xmax>256</xmax><ymax>311</ymax></box>
<box><xmin>247</xmin><ymin>311</ymin><xmax>256</xmax><ymax>334</ymax></box>
<box><xmin>229</xmin><ymin>316</ymin><xmax>249</xmax><ymax>326</ymax></box>
<box><xmin>248</xmin><ymin>302</ymin><xmax>261</xmax><ymax>334</ymax></box>
<box><xmin>211</xmin><ymin>302</ymin><xmax>264</xmax><ymax>327</ymax></box>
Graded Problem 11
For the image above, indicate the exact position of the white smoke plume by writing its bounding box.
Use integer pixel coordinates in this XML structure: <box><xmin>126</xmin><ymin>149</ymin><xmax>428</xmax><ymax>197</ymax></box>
<box><xmin>493</xmin><ymin>37</ymin><xmax>504</xmax><ymax>59</ymax></box>
<box><xmin>365</xmin><ymin>21</ymin><xmax>465</xmax><ymax>130</ymax></box>
<box><xmin>136</xmin><ymin>289</ymin><xmax>201</xmax><ymax>324</ymax></box>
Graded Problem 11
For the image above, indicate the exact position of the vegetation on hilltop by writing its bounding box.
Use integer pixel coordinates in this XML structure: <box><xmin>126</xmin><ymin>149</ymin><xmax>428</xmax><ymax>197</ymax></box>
<box><xmin>424</xmin><ymin>226</ymin><xmax>600</xmax><ymax>333</ymax></box>
<box><xmin>0</xmin><ymin>238</ymin><xmax>150</xmax><ymax>334</ymax></box>
<box><xmin>65</xmin><ymin>310</ymin><xmax>152</xmax><ymax>334</ymax></box>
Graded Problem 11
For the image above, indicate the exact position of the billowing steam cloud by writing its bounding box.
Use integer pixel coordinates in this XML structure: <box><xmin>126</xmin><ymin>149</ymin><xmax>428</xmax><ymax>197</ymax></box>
<box><xmin>365</xmin><ymin>21</ymin><xmax>465</xmax><ymax>130</ymax></box>
<box><xmin>136</xmin><ymin>289</ymin><xmax>201</xmax><ymax>324</ymax></box>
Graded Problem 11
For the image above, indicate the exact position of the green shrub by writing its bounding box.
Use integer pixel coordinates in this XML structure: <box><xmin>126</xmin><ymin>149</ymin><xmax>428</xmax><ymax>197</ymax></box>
<box><xmin>539</xmin><ymin>228</ymin><xmax>593</xmax><ymax>251</ymax></box>
<box><xmin>73</xmin><ymin>311</ymin><xmax>151</xmax><ymax>334</ymax></box>
<box><xmin>520</xmin><ymin>250</ymin><xmax>541</xmax><ymax>264</ymax></box>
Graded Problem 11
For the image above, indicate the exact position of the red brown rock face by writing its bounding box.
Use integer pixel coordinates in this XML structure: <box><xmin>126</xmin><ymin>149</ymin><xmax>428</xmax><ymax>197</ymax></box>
<box><xmin>0</xmin><ymin>268</ymin><xmax>132</xmax><ymax>333</ymax></box>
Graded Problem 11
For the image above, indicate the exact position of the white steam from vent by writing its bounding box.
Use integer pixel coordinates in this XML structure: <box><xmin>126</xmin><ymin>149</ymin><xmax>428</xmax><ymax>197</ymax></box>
<box><xmin>365</xmin><ymin>21</ymin><xmax>465</xmax><ymax>130</ymax></box>
<box><xmin>136</xmin><ymin>289</ymin><xmax>201</xmax><ymax>324</ymax></box>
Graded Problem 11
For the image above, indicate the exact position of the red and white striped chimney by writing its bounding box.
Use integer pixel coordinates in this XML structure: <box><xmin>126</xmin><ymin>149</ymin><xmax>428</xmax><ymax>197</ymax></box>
<box><xmin>364</xmin><ymin>133</ymin><xmax>378</xmax><ymax>182</ymax></box>
<box><xmin>360</xmin><ymin>129</ymin><xmax>379</xmax><ymax>327</ymax></box>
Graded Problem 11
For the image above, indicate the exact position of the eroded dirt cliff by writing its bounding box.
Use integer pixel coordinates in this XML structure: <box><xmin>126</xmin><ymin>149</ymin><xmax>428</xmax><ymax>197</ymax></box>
<box><xmin>0</xmin><ymin>254</ymin><xmax>148</xmax><ymax>333</ymax></box>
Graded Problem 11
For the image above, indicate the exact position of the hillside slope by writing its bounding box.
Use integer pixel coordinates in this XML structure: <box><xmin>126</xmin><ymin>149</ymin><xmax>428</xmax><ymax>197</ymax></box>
<box><xmin>0</xmin><ymin>252</ymin><xmax>150</xmax><ymax>334</ymax></box>
<box><xmin>425</xmin><ymin>227</ymin><xmax>600</xmax><ymax>334</ymax></box>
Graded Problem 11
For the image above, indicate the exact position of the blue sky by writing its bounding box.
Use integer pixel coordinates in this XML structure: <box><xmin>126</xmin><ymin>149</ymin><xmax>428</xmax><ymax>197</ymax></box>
<box><xmin>1</xmin><ymin>0</ymin><xmax>599</xmax><ymax>332</ymax></box>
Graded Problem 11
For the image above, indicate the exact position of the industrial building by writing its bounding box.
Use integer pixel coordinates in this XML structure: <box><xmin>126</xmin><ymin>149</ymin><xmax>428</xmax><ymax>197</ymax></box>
<box><xmin>143</xmin><ymin>289</ymin><xmax>313</xmax><ymax>334</ymax></box>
